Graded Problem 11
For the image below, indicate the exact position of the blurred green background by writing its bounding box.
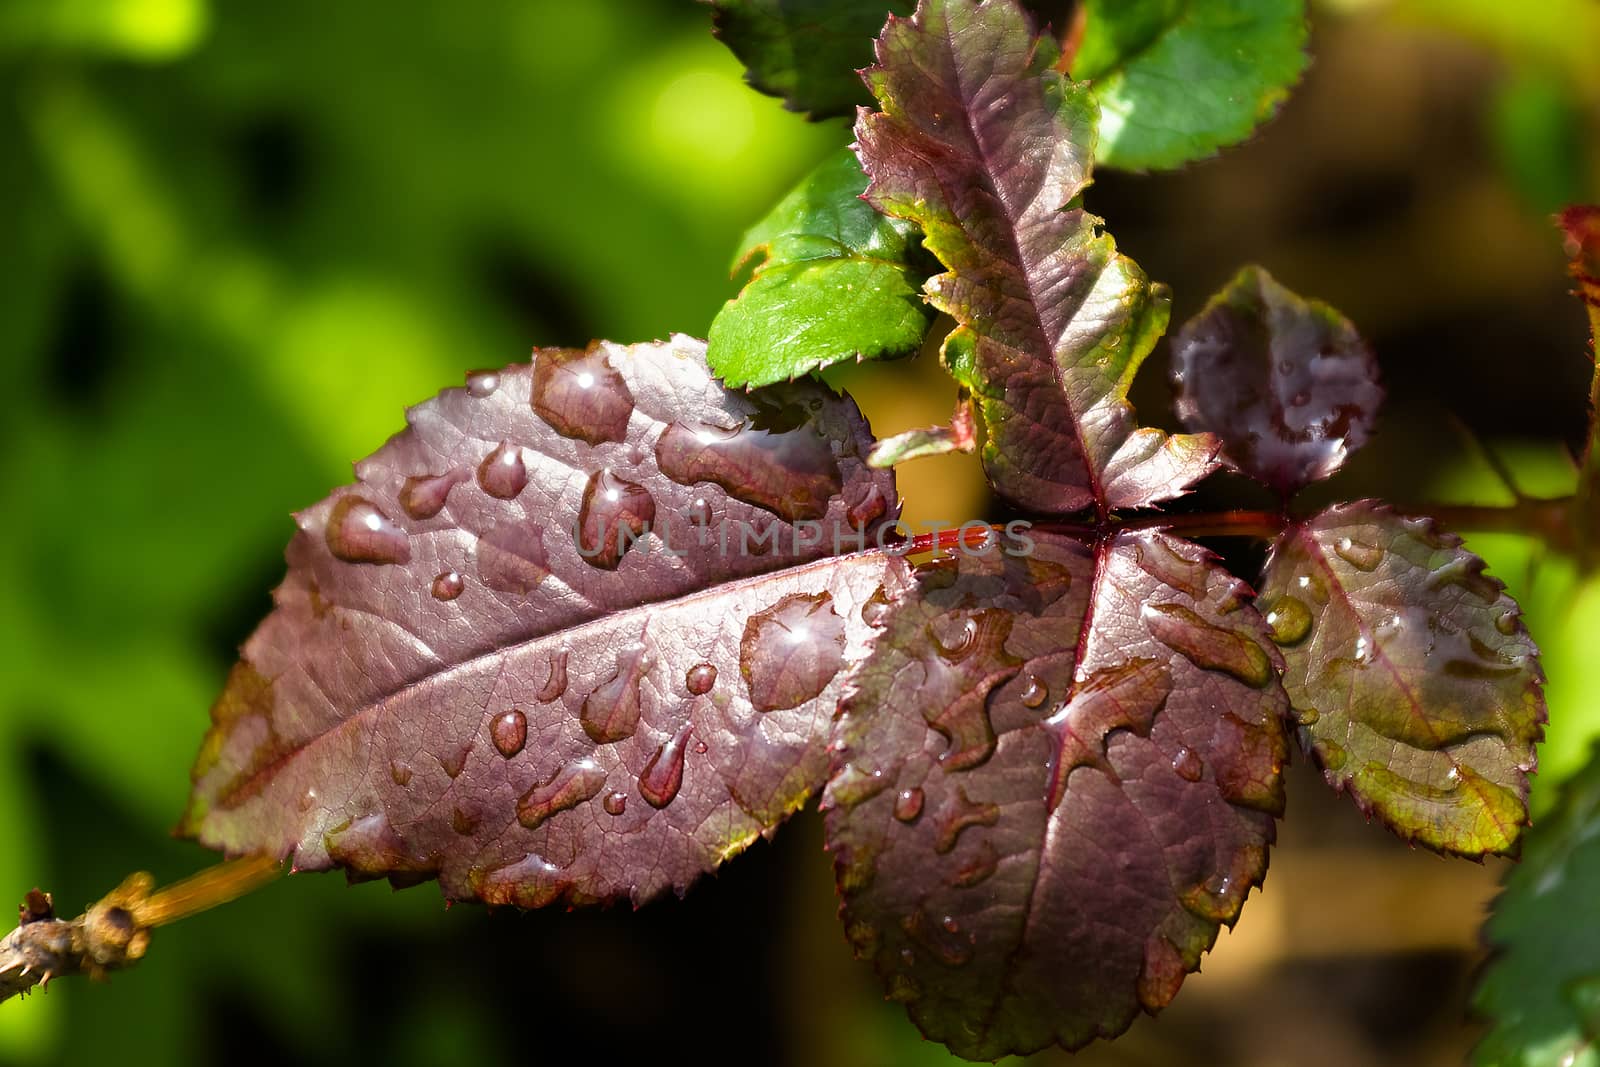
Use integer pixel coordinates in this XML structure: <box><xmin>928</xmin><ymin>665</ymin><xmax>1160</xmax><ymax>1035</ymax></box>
<box><xmin>0</xmin><ymin>0</ymin><xmax>1597</xmax><ymax>1064</ymax></box>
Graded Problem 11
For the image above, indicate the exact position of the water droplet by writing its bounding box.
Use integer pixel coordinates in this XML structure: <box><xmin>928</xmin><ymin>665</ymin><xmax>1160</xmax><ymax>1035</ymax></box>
<box><xmin>941</xmin><ymin>915</ymin><xmax>960</xmax><ymax>934</ymax></box>
<box><xmin>639</xmin><ymin>723</ymin><xmax>692</xmax><ymax>808</ymax></box>
<box><xmin>1019</xmin><ymin>675</ymin><xmax>1048</xmax><ymax>708</ymax></box>
<box><xmin>1319</xmin><ymin>740</ymin><xmax>1348</xmax><ymax>772</ymax></box>
<box><xmin>517</xmin><ymin>759</ymin><xmax>607</xmax><ymax>830</ymax></box>
<box><xmin>537</xmin><ymin>649</ymin><xmax>569</xmax><ymax>702</ymax></box>
<box><xmin>326</xmin><ymin>496</ymin><xmax>411</xmax><ymax>564</ymax></box>
<box><xmin>655</xmin><ymin>396</ymin><xmax>843</xmax><ymax>522</ymax></box>
<box><xmin>901</xmin><ymin>908</ymin><xmax>973</xmax><ymax>967</ymax></box>
<box><xmin>740</xmin><ymin>592</ymin><xmax>847</xmax><ymax>712</ymax></box>
<box><xmin>893</xmin><ymin>787</ymin><xmax>924</xmax><ymax>822</ymax></box>
<box><xmin>431</xmin><ymin>570</ymin><xmax>465</xmax><ymax>601</ymax></box>
<box><xmin>531</xmin><ymin>346</ymin><xmax>635</xmax><ymax>445</ymax></box>
<box><xmin>931</xmin><ymin>615</ymin><xmax>979</xmax><ymax>659</ymax></box>
<box><xmin>1292</xmin><ymin>705</ymin><xmax>1320</xmax><ymax>726</ymax></box>
<box><xmin>847</xmin><ymin>485</ymin><xmax>889</xmax><ymax>529</ymax></box>
<box><xmin>299</xmin><ymin>787</ymin><xmax>317</xmax><ymax>812</ymax></box>
<box><xmin>602</xmin><ymin>791</ymin><xmax>627</xmax><ymax>816</ymax></box>
<box><xmin>687</xmin><ymin>497</ymin><xmax>713</xmax><ymax>527</ymax></box>
<box><xmin>947</xmin><ymin>840</ymin><xmax>999</xmax><ymax>888</ymax></box>
<box><xmin>1264</xmin><ymin>596</ymin><xmax>1312</xmax><ymax>645</ymax></box>
<box><xmin>439</xmin><ymin>741</ymin><xmax>472</xmax><ymax>779</ymax></box>
<box><xmin>1334</xmin><ymin>536</ymin><xmax>1382</xmax><ymax>571</ymax></box>
<box><xmin>451</xmin><ymin>806</ymin><xmax>480</xmax><ymax>835</ymax></box>
<box><xmin>465</xmin><ymin>369</ymin><xmax>500</xmax><ymax>397</ymax></box>
<box><xmin>861</xmin><ymin>585</ymin><xmax>893</xmax><ymax>627</ymax></box>
<box><xmin>400</xmin><ymin>469</ymin><xmax>468</xmax><ymax>519</ymax></box>
<box><xmin>389</xmin><ymin>759</ymin><xmax>413</xmax><ymax>786</ymax></box>
<box><xmin>1142</xmin><ymin>602</ymin><xmax>1273</xmax><ymax>687</ymax></box>
<box><xmin>490</xmin><ymin>709</ymin><xmax>527</xmax><ymax>757</ymax></box>
<box><xmin>693</xmin><ymin>739</ymin><xmax>708</xmax><ymax>754</ymax></box>
<box><xmin>477</xmin><ymin>441</ymin><xmax>528</xmax><ymax>499</ymax></box>
<box><xmin>933</xmin><ymin>787</ymin><xmax>1000</xmax><ymax>855</ymax></box>
<box><xmin>1495</xmin><ymin>610</ymin><xmax>1519</xmax><ymax>636</ymax></box>
<box><xmin>1172</xmin><ymin>747</ymin><xmax>1204</xmax><ymax>782</ymax></box>
<box><xmin>580</xmin><ymin>643</ymin><xmax>650</xmax><ymax>743</ymax></box>
<box><xmin>577</xmin><ymin>469</ymin><xmax>656</xmax><ymax>569</ymax></box>
<box><xmin>685</xmin><ymin>663</ymin><xmax>718</xmax><ymax>695</ymax></box>
<box><xmin>477</xmin><ymin>522</ymin><xmax>550</xmax><ymax>594</ymax></box>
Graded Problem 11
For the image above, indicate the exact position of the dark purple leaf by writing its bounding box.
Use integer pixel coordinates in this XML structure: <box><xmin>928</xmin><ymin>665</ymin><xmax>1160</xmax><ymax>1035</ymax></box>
<box><xmin>824</xmin><ymin>529</ymin><xmax>1288</xmax><ymax>1058</ymax></box>
<box><xmin>181</xmin><ymin>336</ymin><xmax>905</xmax><ymax>906</ymax></box>
<box><xmin>1171</xmin><ymin>265</ymin><xmax>1383</xmax><ymax>496</ymax></box>
<box><xmin>856</xmin><ymin>0</ymin><xmax>1219</xmax><ymax>515</ymax></box>
<box><xmin>1258</xmin><ymin>500</ymin><xmax>1545</xmax><ymax>856</ymax></box>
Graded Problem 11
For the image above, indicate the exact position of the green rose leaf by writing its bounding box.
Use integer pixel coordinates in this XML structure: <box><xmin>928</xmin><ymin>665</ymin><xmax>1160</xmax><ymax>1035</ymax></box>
<box><xmin>707</xmin><ymin>149</ymin><xmax>935</xmax><ymax>388</ymax></box>
<box><xmin>1073</xmin><ymin>0</ymin><xmax>1309</xmax><ymax>170</ymax></box>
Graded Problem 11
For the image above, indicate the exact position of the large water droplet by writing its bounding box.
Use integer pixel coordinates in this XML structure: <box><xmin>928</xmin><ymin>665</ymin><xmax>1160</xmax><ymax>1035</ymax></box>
<box><xmin>639</xmin><ymin>723</ymin><xmax>691</xmax><ymax>808</ymax></box>
<box><xmin>602</xmin><ymin>791</ymin><xmax>627</xmax><ymax>816</ymax></box>
<box><xmin>537</xmin><ymin>649</ymin><xmax>569</xmax><ymax>702</ymax></box>
<box><xmin>577</xmin><ymin>469</ymin><xmax>656</xmax><ymax>569</ymax></box>
<box><xmin>400</xmin><ymin>469</ymin><xmax>468</xmax><ymax>519</ymax></box>
<box><xmin>933</xmin><ymin>787</ymin><xmax>1000</xmax><ymax>855</ymax></box>
<box><xmin>1019</xmin><ymin>675</ymin><xmax>1048</xmax><ymax>708</ymax></box>
<box><xmin>1334</xmin><ymin>536</ymin><xmax>1383</xmax><ymax>572</ymax></box>
<box><xmin>490</xmin><ymin>709</ymin><xmax>527</xmax><ymax>757</ymax></box>
<box><xmin>1142</xmin><ymin>602</ymin><xmax>1273</xmax><ymax>687</ymax></box>
<box><xmin>893</xmin><ymin>787</ymin><xmax>924</xmax><ymax>823</ymax></box>
<box><xmin>465</xmin><ymin>369</ymin><xmax>500</xmax><ymax>398</ymax></box>
<box><xmin>740</xmin><ymin>592</ymin><xmax>847</xmax><ymax>712</ymax></box>
<box><xmin>655</xmin><ymin>397</ymin><xmax>843</xmax><ymax>523</ymax></box>
<box><xmin>685</xmin><ymin>663</ymin><xmax>718</xmax><ymax>695</ymax></box>
<box><xmin>517</xmin><ymin>759</ymin><xmax>608</xmax><ymax>830</ymax></box>
<box><xmin>477</xmin><ymin>441</ymin><xmax>528</xmax><ymax>499</ymax></box>
<box><xmin>531</xmin><ymin>347</ymin><xmax>635</xmax><ymax>445</ymax></box>
<box><xmin>477</xmin><ymin>522</ymin><xmax>549</xmax><ymax>594</ymax></box>
<box><xmin>326</xmin><ymin>496</ymin><xmax>411</xmax><ymax>564</ymax></box>
<box><xmin>431</xmin><ymin>570</ymin><xmax>465</xmax><ymax>601</ymax></box>
<box><xmin>580</xmin><ymin>644</ymin><xmax>650</xmax><ymax>743</ymax></box>
<box><xmin>1264</xmin><ymin>596</ymin><xmax>1312</xmax><ymax>645</ymax></box>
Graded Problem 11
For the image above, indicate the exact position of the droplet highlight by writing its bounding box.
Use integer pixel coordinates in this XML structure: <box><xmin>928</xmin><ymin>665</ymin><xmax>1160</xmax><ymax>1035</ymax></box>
<box><xmin>477</xmin><ymin>441</ymin><xmax>528</xmax><ymax>499</ymax></box>
<box><xmin>326</xmin><ymin>496</ymin><xmax>411</xmax><ymax>565</ymax></box>
<box><xmin>639</xmin><ymin>723</ymin><xmax>692</xmax><ymax>809</ymax></box>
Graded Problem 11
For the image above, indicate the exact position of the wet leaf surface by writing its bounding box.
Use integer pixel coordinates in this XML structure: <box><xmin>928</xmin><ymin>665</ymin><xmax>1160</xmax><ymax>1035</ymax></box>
<box><xmin>182</xmin><ymin>337</ymin><xmax>904</xmax><ymax>905</ymax></box>
<box><xmin>824</xmin><ymin>529</ymin><xmax>1287</xmax><ymax>1058</ymax></box>
<box><xmin>1172</xmin><ymin>265</ymin><xmax>1384</xmax><ymax>496</ymax></box>
<box><xmin>707</xmin><ymin>149</ymin><xmax>934</xmax><ymax>388</ymax></box>
<box><xmin>1259</xmin><ymin>501</ymin><xmax>1545</xmax><ymax>857</ymax></box>
<box><xmin>856</xmin><ymin>0</ymin><xmax>1219</xmax><ymax>514</ymax></box>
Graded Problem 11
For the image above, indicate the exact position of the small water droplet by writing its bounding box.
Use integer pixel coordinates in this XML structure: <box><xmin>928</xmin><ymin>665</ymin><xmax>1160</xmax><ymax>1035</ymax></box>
<box><xmin>861</xmin><ymin>585</ymin><xmax>893</xmax><ymax>627</ymax></box>
<box><xmin>1334</xmin><ymin>536</ymin><xmax>1383</xmax><ymax>571</ymax></box>
<box><xmin>299</xmin><ymin>787</ymin><xmax>317</xmax><ymax>812</ymax></box>
<box><xmin>1320</xmin><ymin>740</ymin><xmax>1348</xmax><ymax>771</ymax></box>
<box><xmin>826</xmin><ymin>764</ymin><xmax>890</xmax><ymax>809</ymax></box>
<box><xmin>1264</xmin><ymin>597</ymin><xmax>1312</xmax><ymax>645</ymax></box>
<box><xmin>477</xmin><ymin>522</ymin><xmax>549</xmax><ymax>594</ymax></box>
<box><xmin>893</xmin><ymin>787</ymin><xmax>924</xmax><ymax>822</ymax></box>
<box><xmin>639</xmin><ymin>723</ymin><xmax>692</xmax><ymax>809</ymax></box>
<box><xmin>326</xmin><ymin>496</ymin><xmax>411</xmax><ymax>564</ymax></box>
<box><xmin>933</xmin><ymin>787</ymin><xmax>1000</xmax><ymax>855</ymax></box>
<box><xmin>577</xmin><ymin>469</ymin><xmax>656</xmax><ymax>569</ymax></box>
<box><xmin>685</xmin><ymin>663</ymin><xmax>718</xmax><ymax>695</ymax></box>
<box><xmin>477</xmin><ymin>441</ymin><xmax>528</xmax><ymax>499</ymax></box>
<box><xmin>537</xmin><ymin>649</ymin><xmax>569</xmax><ymax>702</ymax></box>
<box><xmin>693</xmin><ymin>739</ymin><xmax>708</xmax><ymax>754</ymax></box>
<box><xmin>531</xmin><ymin>346</ymin><xmax>635</xmax><ymax>445</ymax></box>
<box><xmin>1172</xmin><ymin>747</ymin><xmax>1204</xmax><ymax>782</ymax></box>
<box><xmin>490</xmin><ymin>709</ymin><xmax>527</xmax><ymax>757</ymax></box>
<box><xmin>740</xmin><ymin>592</ymin><xmax>846</xmax><ymax>712</ymax></box>
<box><xmin>687</xmin><ymin>497</ymin><xmax>713</xmax><ymax>527</ymax></box>
<box><xmin>602</xmin><ymin>791</ymin><xmax>627</xmax><ymax>816</ymax></box>
<box><xmin>1495</xmin><ymin>610</ymin><xmax>1519</xmax><ymax>636</ymax></box>
<box><xmin>400</xmin><ymin>469</ymin><xmax>467</xmax><ymax>519</ymax></box>
<box><xmin>580</xmin><ymin>644</ymin><xmax>650</xmax><ymax>743</ymax></box>
<box><xmin>941</xmin><ymin>915</ymin><xmax>960</xmax><ymax>935</ymax></box>
<box><xmin>1019</xmin><ymin>675</ymin><xmax>1048</xmax><ymax>708</ymax></box>
<box><xmin>439</xmin><ymin>741</ymin><xmax>472</xmax><ymax>779</ymax></box>
<box><xmin>465</xmin><ymin>369</ymin><xmax>500</xmax><ymax>397</ymax></box>
<box><xmin>431</xmin><ymin>570</ymin><xmax>465</xmax><ymax>601</ymax></box>
<box><xmin>1292</xmin><ymin>705</ymin><xmax>1320</xmax><ymax>726</ymax></box>
<box><xmin>389</xmin><ymin>759</ymin><xmax>413</xmax><ymax>786</ymax></box>
<box><xmin>451</xmin><ymin>806</ymin><xmax>480</xmax><ymax>835</ymax></box>
<box><xmin>517</xmin><ymin>759</ymin><xmax>608</xmax><ymax>829</ymax></box>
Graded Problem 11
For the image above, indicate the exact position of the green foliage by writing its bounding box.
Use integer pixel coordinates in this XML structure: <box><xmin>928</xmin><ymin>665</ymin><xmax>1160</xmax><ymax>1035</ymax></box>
<box><xmin>703</xmin><ymin>0</ymin><xmax>913</xmax><ymax>117</ymax></box>
<box><xmin>1476</xmin><ymin>744</ymin><xmax>1600</xmax><ymax>1067</ymax></box>
<box><xmin>707</xmin><ymin>149</ymin><xmax>934</xmax><ymax>387</ymax></box>
<box><xmin>1073</xmin><ymin>0</ymin><xmax>1308</xmax><ymax>170</ymax></box>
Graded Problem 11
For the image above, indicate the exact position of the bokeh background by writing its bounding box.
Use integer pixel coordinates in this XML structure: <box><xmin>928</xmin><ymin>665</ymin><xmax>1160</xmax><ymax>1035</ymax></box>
<box><xmin>1</xmin><ymin>0</ymin><xmax>1598</xmax><ymax>1064</ymax></box>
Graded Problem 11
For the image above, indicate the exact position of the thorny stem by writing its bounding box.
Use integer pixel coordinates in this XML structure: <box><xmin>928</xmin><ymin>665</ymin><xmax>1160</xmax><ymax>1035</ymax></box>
<box><xmin>0</xmin><ymin>854</ymin><xmax>281</xmax><ymax>1005</ymax></box>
